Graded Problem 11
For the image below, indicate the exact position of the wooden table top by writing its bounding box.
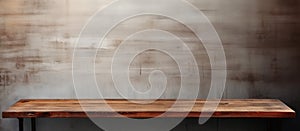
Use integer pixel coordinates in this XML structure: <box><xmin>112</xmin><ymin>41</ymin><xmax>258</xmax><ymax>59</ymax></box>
<box><xmin>2</xmin><ymin>99</ymin><xmax>295</xmax><ymax>118</ymax></box>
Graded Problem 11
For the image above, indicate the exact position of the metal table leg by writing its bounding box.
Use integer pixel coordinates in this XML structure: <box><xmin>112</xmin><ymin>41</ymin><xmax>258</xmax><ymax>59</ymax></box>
<box><xmin>18</xmin><ymin>118</ymin><xmax>23</xmax><ymax>131</ymax></box>
<box><xmin>31</xmin><ymin>118</ymin><xmax>36</xmax><ymax>131</ymax></box>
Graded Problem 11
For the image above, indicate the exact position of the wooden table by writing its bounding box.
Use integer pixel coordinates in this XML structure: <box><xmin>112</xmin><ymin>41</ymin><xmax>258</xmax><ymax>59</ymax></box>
<box><xmin>2</xmin><ymin>99</ymin><xmax>296</xmax><ymax>131</ymax></box>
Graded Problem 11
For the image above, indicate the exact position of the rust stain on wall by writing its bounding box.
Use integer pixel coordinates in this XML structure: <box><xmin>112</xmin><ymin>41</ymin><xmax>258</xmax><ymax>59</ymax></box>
<box><xmin>2</xmin><ymin>56</ymin><xmax>43</xmax><ymax>63</ymax></box>
<box><xmin>0</xmin><ymin>69</ymin><xmax>16</xmax><ymax>87</ymax></box>
<box><xmin>0</xmin><ymin>28</ymin><xmax>28</xmax><ymax>51</ymax></box>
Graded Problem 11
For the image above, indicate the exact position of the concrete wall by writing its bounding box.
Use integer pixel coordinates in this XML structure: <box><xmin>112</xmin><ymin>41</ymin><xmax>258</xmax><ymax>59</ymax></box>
<box><xmin>1</xmin><ymin>0</ymin><xmax>300</xmax><ymax>130</ymax></box>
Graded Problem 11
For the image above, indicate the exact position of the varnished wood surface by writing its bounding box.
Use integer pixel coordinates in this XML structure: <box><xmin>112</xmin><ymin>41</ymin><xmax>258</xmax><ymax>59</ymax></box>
<box><xmin>2</xmin><ymin>99</ymin><xmax>295</xmax><ymax>118</ymax></box>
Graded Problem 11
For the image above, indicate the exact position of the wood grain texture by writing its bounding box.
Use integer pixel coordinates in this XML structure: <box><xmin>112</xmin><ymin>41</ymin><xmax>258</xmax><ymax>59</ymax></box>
<box><xmin>2</xmin><ymin>99</ymin><xmax>295</xmax><ymax>118</ymax></box>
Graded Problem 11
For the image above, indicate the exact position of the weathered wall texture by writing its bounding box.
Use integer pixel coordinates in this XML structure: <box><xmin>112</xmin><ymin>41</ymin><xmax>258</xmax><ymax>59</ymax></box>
<box><xmin>1</xmin><ymin>0</ymin><xmax>300</xmax><ymax>131</ymax></box>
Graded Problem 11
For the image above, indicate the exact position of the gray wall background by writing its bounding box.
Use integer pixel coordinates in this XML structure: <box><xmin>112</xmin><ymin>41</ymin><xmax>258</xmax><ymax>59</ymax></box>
<box><xmin>0</xmin><ymin>0</ymin><xmax>299</xmax><ymax>130</ymax></box>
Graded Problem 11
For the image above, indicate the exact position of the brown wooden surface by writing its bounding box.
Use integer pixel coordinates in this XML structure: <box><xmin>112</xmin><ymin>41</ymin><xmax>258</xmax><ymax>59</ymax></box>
<box><xmin>2</xmin><ymin>99</ymin><xmax>295</xmax><ymax>118</ymax></box>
